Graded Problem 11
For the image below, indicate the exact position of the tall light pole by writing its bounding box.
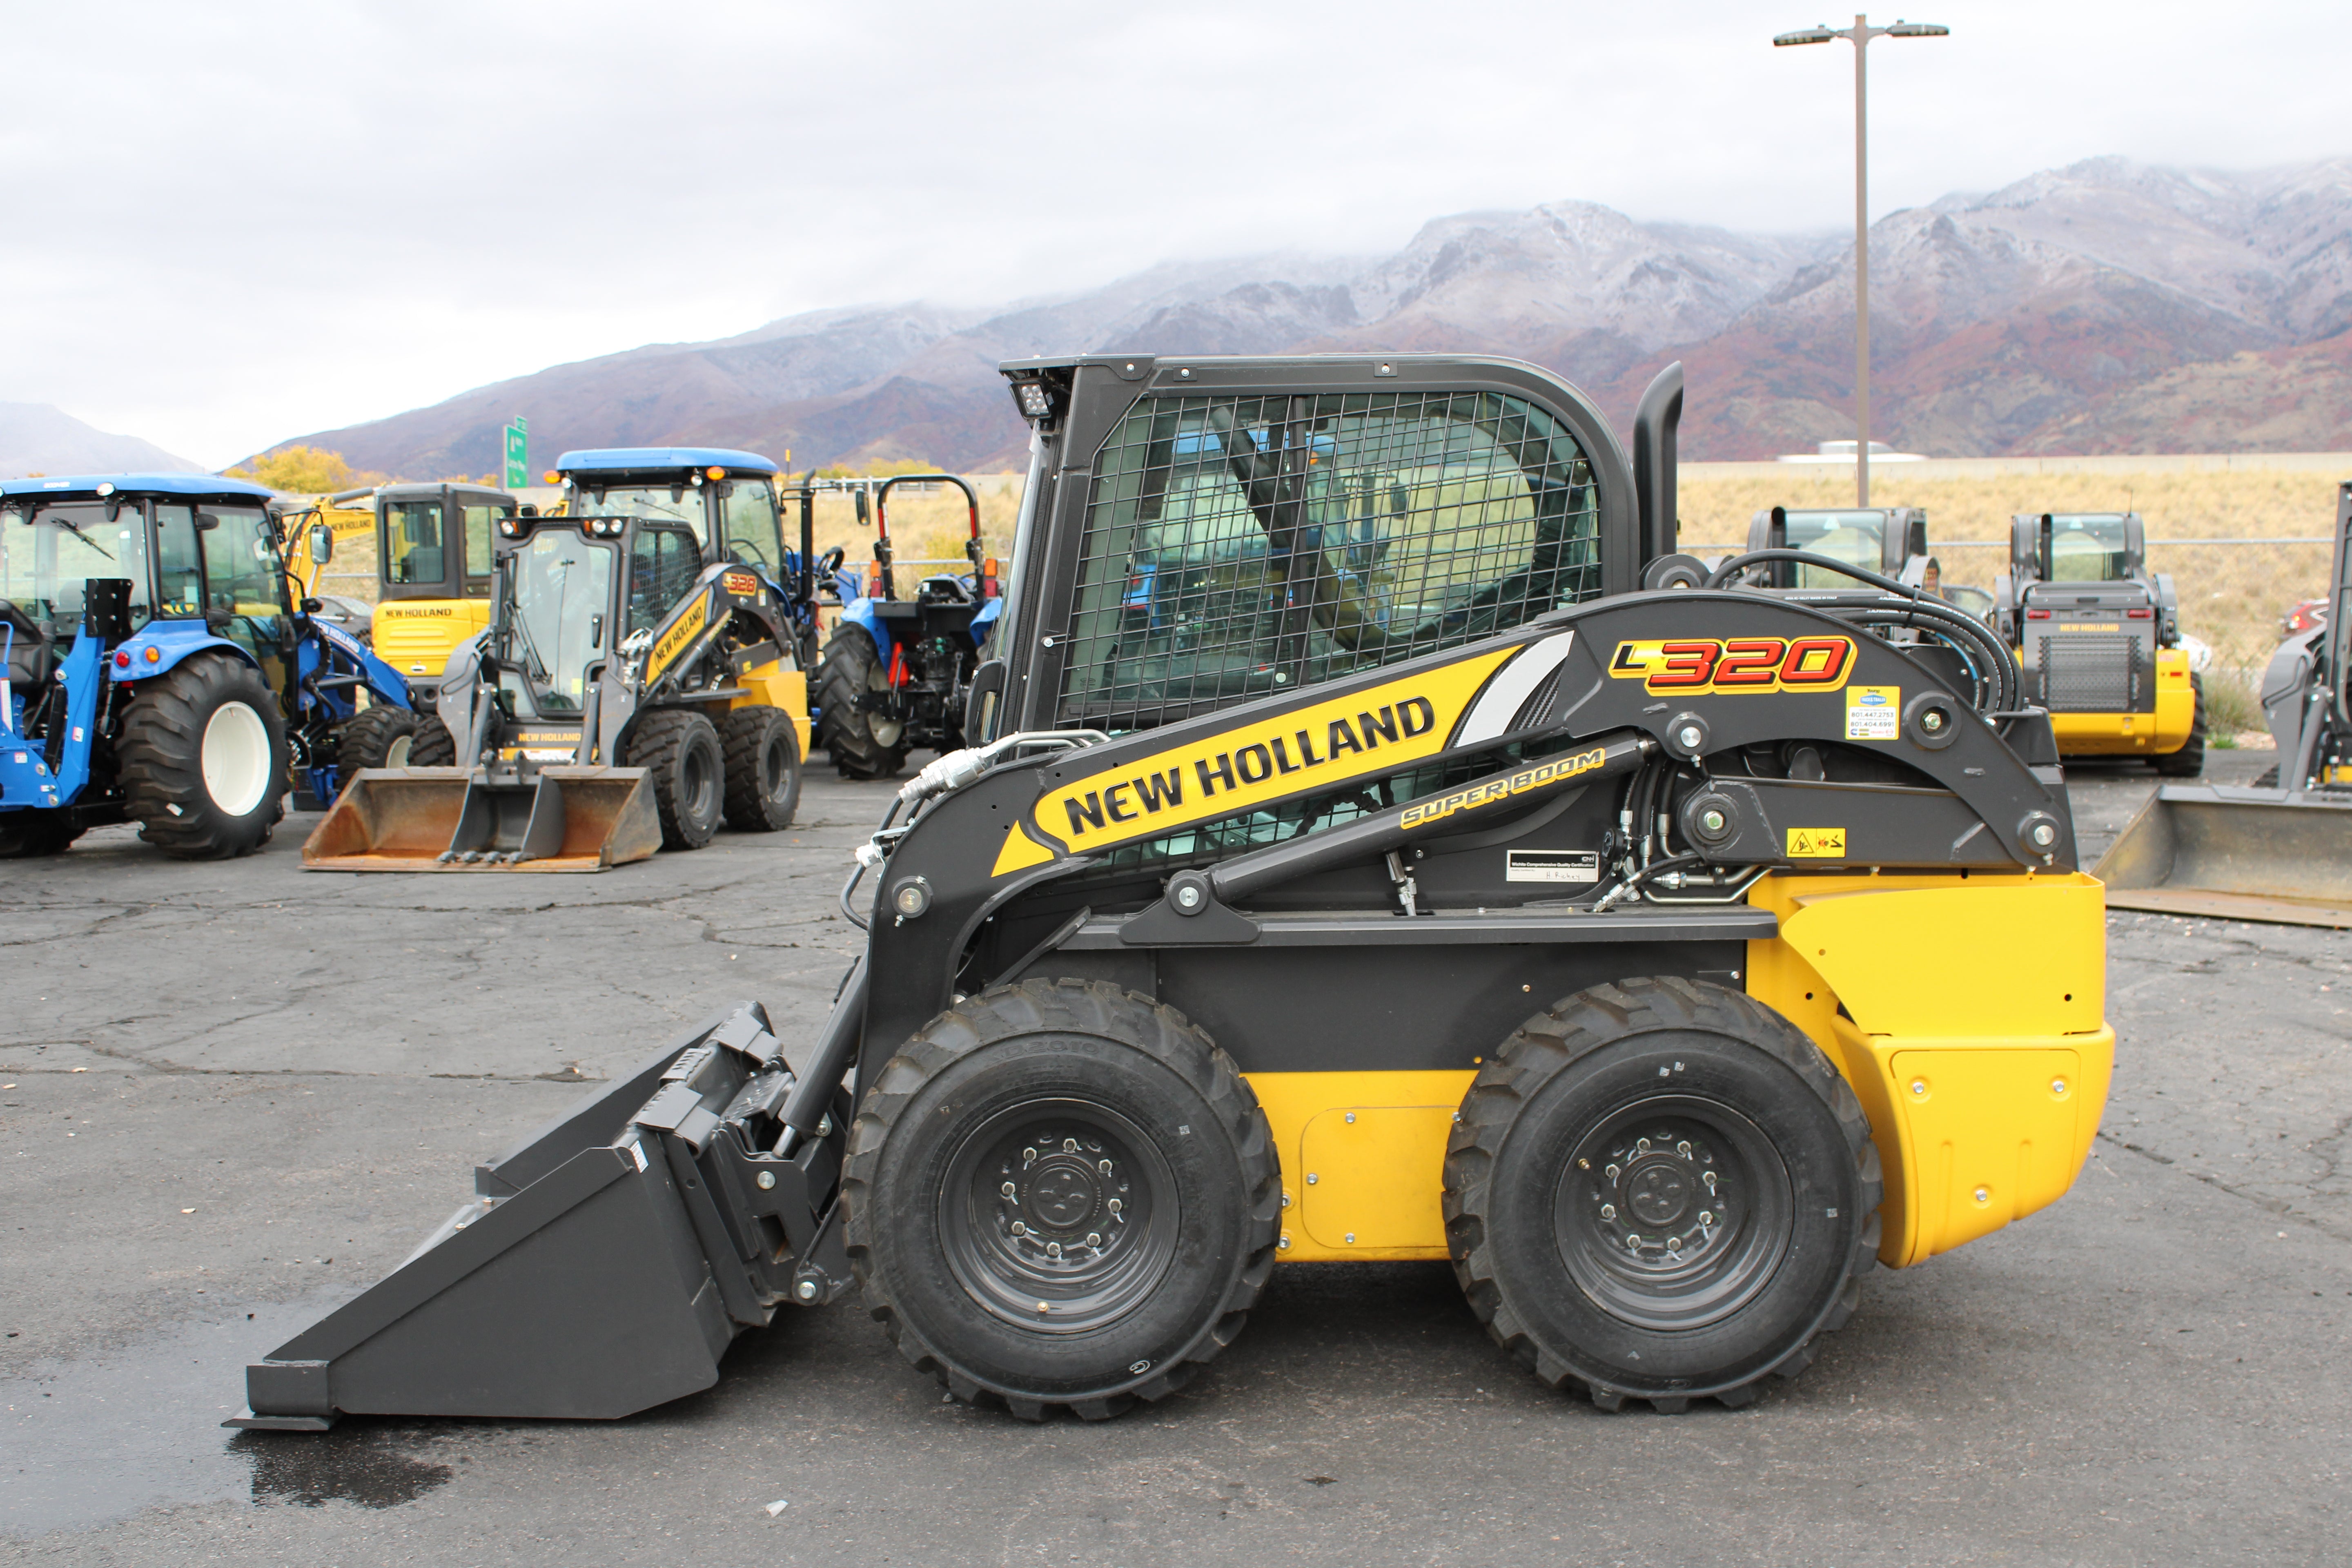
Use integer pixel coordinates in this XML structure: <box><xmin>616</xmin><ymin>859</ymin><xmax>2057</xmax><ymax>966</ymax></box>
<box><xmin>1774</xmin><ymin>16</ymin><xmax>1947</xmax><ymax>507</ymax></box>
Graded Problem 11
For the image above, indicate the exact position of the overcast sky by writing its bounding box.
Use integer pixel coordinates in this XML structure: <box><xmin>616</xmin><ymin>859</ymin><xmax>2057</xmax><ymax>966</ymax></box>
<box><xmin>6</xmin><ymin>0</ymin><xmax>2347</xmax><ymax>467</ymax></box>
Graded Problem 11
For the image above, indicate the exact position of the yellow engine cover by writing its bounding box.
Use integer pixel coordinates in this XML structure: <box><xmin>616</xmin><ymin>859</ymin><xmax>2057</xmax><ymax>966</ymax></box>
<box><xmin>2049</xmin><ymin>646</ymin><xmax>2197</xmax><ymax>756</ymax></box>
<box><xmin>375</xmin><ymin>599</ymin><xmax>492</xmax><ymax>681</ymax></box>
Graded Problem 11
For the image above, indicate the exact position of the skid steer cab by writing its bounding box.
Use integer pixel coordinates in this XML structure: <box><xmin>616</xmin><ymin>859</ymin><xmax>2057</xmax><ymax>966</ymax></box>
<box><xmin>301</xmin><ymin>449</ymin><xmax>808</xmax><ymax>870</ymax></box>
<box><xmin>814</xmin><ymin>472</ymin><xmax>1000</xmax><ymax>779</ymax></box>
<box><xmin>285</xmin><ymin>481</ymin><xmax>520</xmax><ymax>701</ymax></box>
<box><xmin>237</xmin><ymin>354</ymin><xmax>2114</xmax><ymax>1430</ymax></box>
<box><xmin>0</xmin><ymin>474</ymin><xmax>416</xmax><ymax>860</ymax></box>
<box><xmin>1995</xmin><ymin>512</ymin><xmax>2203</xmax><ymax>774</ymax></box>
<box><xmin>2097</xmin><ymin>479</ymin><xmax>2352</xmax><ymax>926</ymax></box>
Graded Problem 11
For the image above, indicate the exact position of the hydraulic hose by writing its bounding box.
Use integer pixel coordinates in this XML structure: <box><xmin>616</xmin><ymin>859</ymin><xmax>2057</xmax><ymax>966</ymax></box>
<box><xmin>1703</xmin><ymin>548</ymin><xmax>2019</xmax><ymax>715</ymax></box>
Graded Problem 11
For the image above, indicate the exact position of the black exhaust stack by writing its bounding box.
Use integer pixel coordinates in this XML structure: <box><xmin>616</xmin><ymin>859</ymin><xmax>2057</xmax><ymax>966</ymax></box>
<box><xmin>1632</xmin><ymin>362</ymin><xmax>1683</xmax><ymax>569</ymax></box>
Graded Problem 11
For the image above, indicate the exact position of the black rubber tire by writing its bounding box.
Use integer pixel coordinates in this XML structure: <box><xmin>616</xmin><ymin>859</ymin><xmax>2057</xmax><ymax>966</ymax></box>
<box><xmin>0</xmin><ymin>812</ymin><xmax>81</xmax><ymax>858</ymax></box>
<box><xmin>116</xmin><ymin>652</ymin><xmax>290</xmax><ymax>860</ymax></box>
<box><xmin>623</xmin><ymin>708</ymin><xmax>724</xmax><ymax>850</ymax></box>
<box><xmin>336</xmin><ymin>704</ymin><xmax>421</xmax><ymax>773</ymax></box>
<box><xmin>718</xmin><ymin>706</ymin><xmax>801</xmax><ymax>832</ymax></box>
<box><xmin>1445</xmin><ymin>976</ymin><xmax>1881</xmax><ymax>1413</ymax></box>
<box><xmin>407</xmin><ymin>715</ymin><xmax>457</xmax><ymax>767</ymax></box>
<box><xmin>2154</xmin><ymin>673</ymin><xmax>2207</xmax><ymax>776</ymax></box>
<box><xmin>815</xmin><ymin>624</ymin><xmax>909</xmax><ymax>780</ymax></box>
<box><xmin>843</xmin><ymin>978</ymin><xmax>1281</xmax><ymax>1422</ymax></box>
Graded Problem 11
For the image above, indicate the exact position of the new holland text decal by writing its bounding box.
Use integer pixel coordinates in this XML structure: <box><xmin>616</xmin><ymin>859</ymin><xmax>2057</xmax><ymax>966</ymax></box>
<box><xmin>991</xmin><ymin>644</ymin><xmax>1526</xmax><ymax>875</ymax></box>
<box><xmin>1608</xmin><ymin>636</ymin><xmax>1855</xmax><ymax>696</ymax></box>
<box><xmin>645</xmin><ymin>592</ymin><xmax>711</xmax><ymax>684</ymax></box>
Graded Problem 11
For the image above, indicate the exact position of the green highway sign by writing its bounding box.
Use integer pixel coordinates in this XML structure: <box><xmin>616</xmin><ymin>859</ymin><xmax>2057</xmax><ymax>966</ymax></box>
<box><xmin>503</xmin><ymin>417</ymin><xmax>528</xmax><ymax>490</ymax></box>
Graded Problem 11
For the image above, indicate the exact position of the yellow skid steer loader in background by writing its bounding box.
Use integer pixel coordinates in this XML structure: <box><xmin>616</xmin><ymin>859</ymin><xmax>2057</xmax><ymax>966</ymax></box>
<box><xmin>304</xmin><ymin>448</ymin><xmax>808</xmax><ymax>871</ymax></box>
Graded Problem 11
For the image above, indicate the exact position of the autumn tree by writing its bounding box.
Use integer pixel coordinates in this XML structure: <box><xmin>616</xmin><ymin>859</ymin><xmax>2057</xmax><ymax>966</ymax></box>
<box><xmin>227</xmin><ymin>445</ymin><xmax>377</xmax><ymax>493</ymax></box>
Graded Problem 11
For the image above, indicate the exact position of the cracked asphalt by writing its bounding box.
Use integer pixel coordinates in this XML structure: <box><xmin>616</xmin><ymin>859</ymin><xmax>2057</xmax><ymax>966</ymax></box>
<box><xmin>4</xmin><ymin>754</ymin><xmax>2348</xmax><ymax>1566</ymax></box>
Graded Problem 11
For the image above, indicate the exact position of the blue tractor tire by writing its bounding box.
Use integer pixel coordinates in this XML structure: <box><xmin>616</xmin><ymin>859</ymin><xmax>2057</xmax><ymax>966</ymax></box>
<box><xmin>117</xmin><ymin>652</ymin><xmax>290</xmax><ymax>860</ymax></box>
<box><xmin>814</xmin><ymin>624</ymin><xmax>909</xmax><ymax>780</ymax></box>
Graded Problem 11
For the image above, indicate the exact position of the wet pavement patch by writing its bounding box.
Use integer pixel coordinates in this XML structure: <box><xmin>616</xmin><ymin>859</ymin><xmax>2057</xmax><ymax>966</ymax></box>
<box><xmin>232</xmin><ymin>1425</ymin><xmax>454</xmax><ymax>1509</ymax></box>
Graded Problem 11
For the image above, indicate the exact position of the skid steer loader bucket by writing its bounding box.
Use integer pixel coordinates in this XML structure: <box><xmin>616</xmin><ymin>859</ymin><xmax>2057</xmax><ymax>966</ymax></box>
<box><xmin>229</xmin><ymin>1000</ymin><xmax>852</xmax><ymax>1428</ymax></box>
<box><xmin>301</xmin><ymin>766</ymin><xmax>662</xmax><ymax>871</ymax></box>
<box><xmin>2094</xmin><ymin>784</ymin><xmax>2352</xmax><ymax>928</ymax></box>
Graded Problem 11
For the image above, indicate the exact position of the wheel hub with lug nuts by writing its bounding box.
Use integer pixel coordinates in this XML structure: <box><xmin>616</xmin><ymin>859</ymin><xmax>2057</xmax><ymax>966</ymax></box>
<box><xmin>993</xmin><ymin>1132</ymin><xmax>1134</xmax><ymax>1273</ymax></box>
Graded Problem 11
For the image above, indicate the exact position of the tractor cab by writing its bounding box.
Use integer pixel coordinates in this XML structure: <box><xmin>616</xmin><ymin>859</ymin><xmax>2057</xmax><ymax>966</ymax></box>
<box><xmin>1745</xmin><ymin>506</ymin><xmax>1927</xmax><ymax>588</ymax></box>
<box><xmin>1995</xmin><ymin>512</ymin><xmax>2200</xmax><ymax>771</ymax></box>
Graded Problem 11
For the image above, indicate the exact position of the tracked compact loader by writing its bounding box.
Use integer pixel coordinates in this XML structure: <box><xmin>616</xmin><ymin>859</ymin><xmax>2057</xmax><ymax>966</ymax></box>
<box><xmin>1996</xmin><ymin>512</ymin><xmax>2203</xmax><ymax>773</ymax></box>
<box><xmin>2095</xmin><ymin>480</ymin><xmax>2352</xmax><ymax>926</ymax></box>
<box><xmin>238</xmin><ymin>356</ymin><xmax>2113</xmax><ymax>1427</ymax></box>
<box><xmin>302</xmin><ymin>449</ymin><xmax>807</xmax><ymax>870</ymax></box>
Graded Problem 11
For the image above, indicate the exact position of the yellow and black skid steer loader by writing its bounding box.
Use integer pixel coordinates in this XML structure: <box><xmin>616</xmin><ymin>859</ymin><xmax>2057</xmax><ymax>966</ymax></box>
<box><xmin>2095</xmin><ymin>480</ymin><xmax>2352</xmax><ymax>926</ymax></box>
<box><xmin>303</xmin><ymin>450</ymin><xmax>808</xmax><ymax>869</ymax></box>
<box><xmin>236</xmin><ymin>355</ymin><xmax>2112</xmax><ymax>1427</ymax></box>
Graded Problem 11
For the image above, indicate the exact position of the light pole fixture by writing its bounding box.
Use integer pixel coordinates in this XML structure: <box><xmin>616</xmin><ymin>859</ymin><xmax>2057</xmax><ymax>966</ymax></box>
<box><xmin>1775</xmin><ymin>16</ymin><xmax>1947</xmax><ymax>506</ymax></box>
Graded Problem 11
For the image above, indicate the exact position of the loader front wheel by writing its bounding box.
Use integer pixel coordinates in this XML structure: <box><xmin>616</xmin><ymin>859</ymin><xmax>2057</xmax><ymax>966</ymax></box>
<box><xmin>335</xmin><ymin>704</ymin><xmax>420</xmax><ymax>773</ymax></box>
<box><xmin>718</xmin><ymin>706</ymin><xmax>801</xmax><ymax>831</ymax></box>
<box><xmin>406</xmin><ymin>715</ymin><xmax>457</xmax><ymax>767</ymax></box>
<box><xmin>815</xmin><ymin>624</ymin><xmax>909</xmax><ymax>780</ymax></box>
<box><xmin>844</xmin><ymin>979</ymin><xmax>1280</xmax><ymax>1421</ymax></box>
<box><xmin>0</xmin><ymin>812</ymin><xmax>81</xmax><ymax>858</ymax></box>
<box><xmin>1445</xmin><ymin>976</ymin><xmax>1880</xmax><ymax>1414</ymax></box>
<box><xmin>623</xmin><ymin>708</ymin><xmax>724</xmax><ymax>850</ymax></box>
<box><xmin>117</xmin><ymin>652</ymin><xmax>289</xmax><ymax>860</ymax></box>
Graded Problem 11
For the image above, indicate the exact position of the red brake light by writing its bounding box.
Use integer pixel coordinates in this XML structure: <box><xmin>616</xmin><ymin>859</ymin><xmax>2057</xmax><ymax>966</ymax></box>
<box><xmin>113</xmin><ymin>650</ymin><xmax>130</xmax><ymax>668</ymax></box>
<box><xmin>2126</xmin><ymin>607</ymin><xmax>2152</xmax><ymax>618</ymax></box>
<box><xmin>2025</xmin><ymin>609</ymin><xmax>2051</xmax><ymax>619</ymax></box>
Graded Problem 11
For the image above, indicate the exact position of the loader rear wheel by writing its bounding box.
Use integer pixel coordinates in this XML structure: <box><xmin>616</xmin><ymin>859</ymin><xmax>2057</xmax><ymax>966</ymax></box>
<box><xmin>336</xmin><ymin>704</ymin><xmax>420</xmax><ymax>773</ymax></box>
<box><xmin>815</xmin><ymin>624</ymin><xmax>909</xmax><ymax>780</ymax></box>
<box><xmin>718</xmin><ymin>707</ymin><xmax>801</xmax><ymax>831</ymax></box>
<box><xmin>844</xmin><ymin>978</ymin><xmax>1280</xmax><ymax>1421</ymax></box>
<box><xmin>406</xmin><ymin>715</ymin><xmax>457</xmax><ymax>767</ymax></box>
<box><xmin>1445</xmin><ymin>976</ymin><xmax>1880</xmax><ymax>1414</ymax></box>
<box><xmin>623</xmin><ymin>708</ymin><xmax>724</xmax><ymax>850</ymax></box>
<box><xmin>117</xmin><ymin>652</ymin><xmax>289</xmax><ymax>860</ymax></box>
<box><xmin>0</xmin><ymin>812</ymin><xmax>81</xmax><ymax>858</ymax></box>
<box><xmin>2154</xmin><ymin>673</ymin><xmax>2207</xmax><ymax>777</ymax></box>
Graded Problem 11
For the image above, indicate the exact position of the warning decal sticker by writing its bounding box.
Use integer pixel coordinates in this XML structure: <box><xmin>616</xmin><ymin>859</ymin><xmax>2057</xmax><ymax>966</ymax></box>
<box><xmin>1786</xmin><ymin>827</ymin><xmax>1848</xmax><ymax>858</ymax></box>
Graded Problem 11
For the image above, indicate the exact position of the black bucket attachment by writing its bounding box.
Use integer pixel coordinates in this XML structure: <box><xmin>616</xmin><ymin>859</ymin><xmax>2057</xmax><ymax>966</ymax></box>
<box><xmin>229</xmin><ymin>1002</ymin><xmax>855</xmax><ymax>1429</ymax></box>
<box><xmin>2095</xmin><ymin>783</ymin><xmax>2352</xmax><ymax>928</ymax></box>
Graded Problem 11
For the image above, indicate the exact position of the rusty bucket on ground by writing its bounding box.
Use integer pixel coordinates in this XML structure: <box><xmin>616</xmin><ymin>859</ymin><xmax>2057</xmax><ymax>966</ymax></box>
<box><xmin>301</xmin><ymin>766</ymin><xmax>662</xmax><ymax>872</ymax></box>
<box><xmin>2094</xmin><ymin>783</ymin><xmax>2352</xmax><ymax>928</ymax></box>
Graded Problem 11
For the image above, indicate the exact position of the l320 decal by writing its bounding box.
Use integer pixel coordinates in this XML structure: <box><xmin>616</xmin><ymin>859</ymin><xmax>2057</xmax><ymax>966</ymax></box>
<box><xmin>1608</xmin><ymin>636</ymin><xmax>1855</xmax><ymax>696</ymax></box>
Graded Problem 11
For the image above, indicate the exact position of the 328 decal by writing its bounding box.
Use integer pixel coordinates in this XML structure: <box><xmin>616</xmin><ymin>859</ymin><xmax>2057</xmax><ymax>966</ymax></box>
<box><xmin>1608</xmin><ymin>636</ymin><xmax>1855</xmax><ymax>695</ymax></box>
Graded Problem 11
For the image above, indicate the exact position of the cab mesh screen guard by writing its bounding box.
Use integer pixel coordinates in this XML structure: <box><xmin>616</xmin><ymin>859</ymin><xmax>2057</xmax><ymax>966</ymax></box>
<box><xmin>1056</xmin><ymin>391</ymin><xmax>1603</xmax><ymax>730</ymax></box>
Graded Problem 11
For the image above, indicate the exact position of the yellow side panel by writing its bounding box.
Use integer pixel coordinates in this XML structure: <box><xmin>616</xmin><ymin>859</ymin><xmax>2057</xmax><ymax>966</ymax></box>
<box><xmin>1245</xmin><ymin>1070</ymin><xmax>1473</xmax><ymax>1262</ymax></box>
<box><xmin>730</xmin><ymin>662</ymin><xmax>811</xmax><ymax>758</ymax></box>
<box><xmin>2050</xmin><ymin>647</ymin><xmax>2194</xmax><ymax>755</ymax></box>
<box><xmin>375</xmin><ymin>600</ymin><xmax>492</xmax><ymax>680</ymax></box>
<box><xmin>1747</xmin><ymin>872</ymin><xmax>2114</xmax><ymax>1268</ymax></box>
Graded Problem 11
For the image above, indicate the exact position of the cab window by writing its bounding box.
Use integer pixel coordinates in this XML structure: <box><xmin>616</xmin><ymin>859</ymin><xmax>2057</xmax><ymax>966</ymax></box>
<box><xmin>0</xmin><ymin>502</ymin><xmax>155</xmax><ymax>629</ymax></box>
<box><xmin>151</xmin><ymin>505</ymin><xmax>206</xmax><ymax>617</ymax></box>
<box><xmin>461</xmin><ymin>504</ymin><xmax>507</xmax><ymax>589</ymax></box>
<box><xmin>385</xmin><ymin>501</ymin><xmax>447</xmax><ymax>586</ymax></box>
<box><xmin>719</xmin><ymin>478</ymin><xmax>784</xmax><ymax>573</ymax></box>
<box><xmin>196</xmin><ymin>505</ymin><xmax>288</xmax><ymax>686</ymax></box>
<box><xmin>2047</xmin><ymin>515</ymin><xmax>2131</xmax><ymax>583</ymax></box>
<box><xmin>628</xmin><ymin>526</ymin><xmax>702</xmax><ymax>635</ymax></box>
<box><xmin>1060</xmin><ymin>389</ymin><xmax>1600</xmax><ymax>727</ymax></box>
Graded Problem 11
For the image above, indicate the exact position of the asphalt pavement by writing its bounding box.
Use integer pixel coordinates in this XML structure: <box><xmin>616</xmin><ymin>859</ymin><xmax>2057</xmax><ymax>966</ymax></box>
<box><xmin>3</xmin><ymin>746</ymin><xmax>2347</xmax><ymax>1567</ymax></box>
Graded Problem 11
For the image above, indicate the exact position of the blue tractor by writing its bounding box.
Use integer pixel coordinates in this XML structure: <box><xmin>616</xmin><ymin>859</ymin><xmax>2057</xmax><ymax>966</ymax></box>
<box><xmin>0</xmin><ymin>474</ymin><xmax>414</xmax><ymax>859</ymax></box>
<box><xmin>811</xmin><ymin>472</ymin><xmax>1001</xmax><ymax>777</ymax></box>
